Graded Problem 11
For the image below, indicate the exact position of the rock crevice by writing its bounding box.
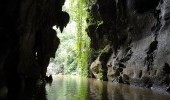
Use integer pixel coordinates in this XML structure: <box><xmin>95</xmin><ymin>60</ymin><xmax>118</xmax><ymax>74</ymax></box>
<box><xmin>87</xmin><ymin>0</ymin><xmax>170</xmax><ymax>91</ymax></box>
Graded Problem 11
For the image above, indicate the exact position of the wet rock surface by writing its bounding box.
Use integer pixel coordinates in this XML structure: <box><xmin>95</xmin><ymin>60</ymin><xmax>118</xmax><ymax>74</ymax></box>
<box><xmin>87</xmin><ymin>0</ymin><xmax>170</xmax><ymax>91</ymax></box>
<box><xmin>0</xmin><ymin>0</ymin><xmax>69</xmax><ymax>99</ymax></box>
<box><xmin>1</xmin><ymin>0</ymin><xmax>170</xmax><ymax>98</ymax></box>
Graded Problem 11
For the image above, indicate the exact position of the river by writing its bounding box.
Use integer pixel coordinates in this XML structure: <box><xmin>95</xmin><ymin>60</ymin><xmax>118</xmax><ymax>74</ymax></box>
<box><xmin>45</xmin><ymin>75</ymin><xmax>170</xmax><ymax>100</ymax></box>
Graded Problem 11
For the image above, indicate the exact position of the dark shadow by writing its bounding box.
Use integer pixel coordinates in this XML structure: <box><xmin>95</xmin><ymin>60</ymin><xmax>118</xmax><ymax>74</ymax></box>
<box><xmin>45</xmin><ymin>75</ymin><xmax>53</xmax><ymax>86</ymax></box>
<box><xmin>21</xmin><ymin>79</ymin><xmax>48</xmax><ymax>100</ymax></box>
<box><xmin>4</xmin><ymin>78</ymin><xmax>49</xmax><ymax>100</ymax></box>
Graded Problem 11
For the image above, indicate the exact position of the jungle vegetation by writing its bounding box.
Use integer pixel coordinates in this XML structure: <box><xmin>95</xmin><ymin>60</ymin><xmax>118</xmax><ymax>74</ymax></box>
<box><xmin>49</xmin><ymin>0</ymin><xmax>90</xmax><ymax>76</ymax></box>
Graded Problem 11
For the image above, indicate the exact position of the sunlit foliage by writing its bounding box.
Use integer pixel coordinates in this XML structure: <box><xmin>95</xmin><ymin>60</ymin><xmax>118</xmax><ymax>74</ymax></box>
<box><xmin>49</xmin><ymin>0</ymin><xmax>90</xmax><ymax>76</ymax></box>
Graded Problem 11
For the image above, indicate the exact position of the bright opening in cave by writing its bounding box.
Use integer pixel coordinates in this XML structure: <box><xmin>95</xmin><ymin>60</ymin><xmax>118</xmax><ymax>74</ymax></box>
<box><xmin>47</xmin><ymin>0</ymin><xmax>90</xmax><ymax>76</ymax></box>
<box><xmin>1</xmin><ymin>0</ymin><xmax>170</xmax><ymax>100</ymax></box>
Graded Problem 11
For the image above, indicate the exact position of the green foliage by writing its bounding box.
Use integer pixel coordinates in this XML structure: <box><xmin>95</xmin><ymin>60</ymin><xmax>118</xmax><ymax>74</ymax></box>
<box><xmin>71</xmin><ymin>0</ymin><xmax>90</xmax><ymax>76</ymax></box>
<box><xmin>96</xmin><ymin>64</ymin><xmax>103</xmax><ymax>79</ymax></box>
<box><xmin>49</xmin><ymin>0</ymin><xmax>90</xmax><ymax>76</ymax></box>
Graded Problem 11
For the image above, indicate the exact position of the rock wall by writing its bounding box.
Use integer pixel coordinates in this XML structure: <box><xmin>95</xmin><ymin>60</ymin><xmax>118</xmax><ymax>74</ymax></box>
<box><xmin>0</xmin><ymin>0</ymin><xmax>69</xmax><ymax>99</ymax></box>
<box><xmin>87</xmin><ymin>0</ymin><xmax>170</xmax><ymax>90</ymax></box>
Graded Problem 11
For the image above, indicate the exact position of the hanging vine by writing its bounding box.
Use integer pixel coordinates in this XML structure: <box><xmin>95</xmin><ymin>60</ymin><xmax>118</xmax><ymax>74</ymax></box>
<box><xmin>50</xmin><ymin>0</ymin><xmax>90</xmax><ymax>76</ymax></box>
<box><xmin>72</xmin><ymin>0</ymin><xmax>90</xmax><ymax>76</ymax></box>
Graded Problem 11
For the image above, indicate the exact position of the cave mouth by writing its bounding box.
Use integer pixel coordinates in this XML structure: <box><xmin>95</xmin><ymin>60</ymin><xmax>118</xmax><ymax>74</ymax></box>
<box><xmin>2</xmin><ymin>0</ymin><xmax>170</xmax><ymax>99</ymax></box>
<box><xmin>47</xmin><ymin>0</ymin><xmax>90</xmax><ymax>76</ymax></box>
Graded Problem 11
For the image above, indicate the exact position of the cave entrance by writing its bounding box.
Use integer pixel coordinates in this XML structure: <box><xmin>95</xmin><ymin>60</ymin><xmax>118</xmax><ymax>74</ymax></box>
<box><xmin>47</xmin><ymin>0</ymin><xmax>90</xmax><ymax>76</ymax></box>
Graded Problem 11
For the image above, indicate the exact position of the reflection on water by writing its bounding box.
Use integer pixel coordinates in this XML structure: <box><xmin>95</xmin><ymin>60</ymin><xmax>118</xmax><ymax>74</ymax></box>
<box><xmin>3</xmin><ymin>75</ymin><xmax>170</xmax><ymax>100</ymax></box>
<box><xmin>46</xmin><ymin>75</ymin><xmax>170</xmax><ymax>100</ymax></box>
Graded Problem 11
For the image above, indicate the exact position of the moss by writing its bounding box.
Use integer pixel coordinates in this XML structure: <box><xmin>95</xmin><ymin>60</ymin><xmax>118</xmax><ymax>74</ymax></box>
<box><xmin>97</xmin><ymin>72</ymin><xmax>103</xmax><ymax>79</ymax></box>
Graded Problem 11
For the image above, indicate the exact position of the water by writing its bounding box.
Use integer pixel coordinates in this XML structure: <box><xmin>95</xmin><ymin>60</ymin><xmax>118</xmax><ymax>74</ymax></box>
<box><xmin>46</xmin><ymin>75</ymin><xmax>170</xmax><ymax>100</ymax></box>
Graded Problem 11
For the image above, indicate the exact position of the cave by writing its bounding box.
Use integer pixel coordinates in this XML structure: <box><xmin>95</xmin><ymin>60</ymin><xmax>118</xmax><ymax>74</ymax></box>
<box><xmin>1</xmin><ymin>0</ymin><xmax>170</xmax><ymax>100</ymax></box>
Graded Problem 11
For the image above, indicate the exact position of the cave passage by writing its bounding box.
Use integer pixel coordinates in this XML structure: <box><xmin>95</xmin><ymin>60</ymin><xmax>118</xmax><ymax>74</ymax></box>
<box><xmin>1</xmin><ymin>0</ymin><xmax>170</xmax><ymax>100</ymax></box>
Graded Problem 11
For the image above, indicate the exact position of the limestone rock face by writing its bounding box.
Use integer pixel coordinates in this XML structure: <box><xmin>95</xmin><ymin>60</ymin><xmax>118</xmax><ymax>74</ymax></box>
<box><xmin>90</xmin><ymin>57</ymin><xmax>101</xmax><ymax>78</ymax></box>
<box><xmin>87</xmin><ymin>0</ymin><xmax>170</xmax><ymax>90</ymax></box>
<box><xmin>0</xmin><ymin>0</ymin><xmax>69</xmax><ymax>98</ymax></box>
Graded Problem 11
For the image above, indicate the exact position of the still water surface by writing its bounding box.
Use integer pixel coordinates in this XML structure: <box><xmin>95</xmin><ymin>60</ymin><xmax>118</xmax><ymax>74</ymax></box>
<box><xmin>46</xmin><ymin>75</ymin><xmax>170</xmax><ymax>100</ymax></box>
